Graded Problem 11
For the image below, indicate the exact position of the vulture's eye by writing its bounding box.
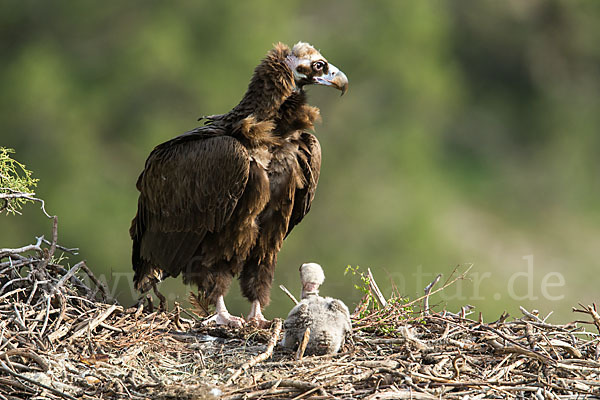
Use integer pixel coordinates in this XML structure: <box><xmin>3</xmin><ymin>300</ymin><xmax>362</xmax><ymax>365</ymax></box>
<box><xmin>312</xmin><ymin>61</ymin><xmax>326</xmax><ymax>72</ymax></box>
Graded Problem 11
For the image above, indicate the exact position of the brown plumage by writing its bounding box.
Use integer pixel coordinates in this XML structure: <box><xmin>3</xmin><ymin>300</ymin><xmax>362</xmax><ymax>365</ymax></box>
<box><xmin>130</xmin><ymin>42</ymin><xmax>348</xmax><ymax>327</ymax></box>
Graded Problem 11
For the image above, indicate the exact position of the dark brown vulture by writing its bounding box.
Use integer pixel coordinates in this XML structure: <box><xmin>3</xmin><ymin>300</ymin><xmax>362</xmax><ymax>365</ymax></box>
<box><xmin>130</xmin><ymin>42</ymin><xmax>348</xmax><ymax>328</ymax></box>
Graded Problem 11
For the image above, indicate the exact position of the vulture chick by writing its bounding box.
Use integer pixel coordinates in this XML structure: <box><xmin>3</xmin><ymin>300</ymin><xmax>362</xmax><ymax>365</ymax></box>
<box><xmin>282</xmin><ymin>263</ymin><xmax>352</xmax><ymax>355</ymax></box>
<box><xmin>130</xmin><ymin>42</ymin><xmax>348</xmax><ymax>328</ymax></box>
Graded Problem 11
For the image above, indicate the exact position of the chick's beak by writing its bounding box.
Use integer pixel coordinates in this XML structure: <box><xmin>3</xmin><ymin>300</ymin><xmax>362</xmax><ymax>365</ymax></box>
<box><xmin>315</xmin><ymin>63</ymin><xmax>348</xmax><ymax>95</ymax></box>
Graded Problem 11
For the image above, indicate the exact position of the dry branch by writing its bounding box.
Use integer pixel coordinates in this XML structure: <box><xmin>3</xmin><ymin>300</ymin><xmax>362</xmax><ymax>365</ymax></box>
<box><xmin>227</xmin><ymin>318</ymin><xmax>283</xmax><ymax>384</ymax></box>
<box><xmin>367</xmin><ymin>267</ymin><xmax>387</xmax><ymax>308</ymax></box>
<box><xmin>573</xmin><ymin>303</ymin><xmax>600</xmax><ymax>334</ymax></box>
<box><xmin>279</xmin><ymin>284</ymin><xmax>299</xmax><ymax>305</ymax></box>
<box><xmin>295</xmin><ymin>327</ymin><xmax>310</xmax><ymax>360</ymax></box>
<box><xmin>0</xmin><ymin>236</ymin><xmax>44</xmax><ymax>256</ymax></box>
<box><xmin>0</xmin><ymin>189</ymin><xmax>53</xmax><ymax>218</ymax></box>
<box><xmin>423</xmin><ymin>273</ymin><xmax>441</xmax><ymax>315</ymax></box>
<box><xmin>68</xmin><ymin>303</ymin><xmax>120</xmax><ymax>341</ymax></box>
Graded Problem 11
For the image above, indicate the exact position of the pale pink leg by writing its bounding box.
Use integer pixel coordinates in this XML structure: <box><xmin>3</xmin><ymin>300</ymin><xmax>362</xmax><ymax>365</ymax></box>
<box><xmin>202</xmin><ymin>295</ymin><xmax>245</xmax><ymax>328</ymax></box>
<box><xmin>246</xmin><ymin>300</ymin><xmax>270</xmax><ymax>328</ymax></box>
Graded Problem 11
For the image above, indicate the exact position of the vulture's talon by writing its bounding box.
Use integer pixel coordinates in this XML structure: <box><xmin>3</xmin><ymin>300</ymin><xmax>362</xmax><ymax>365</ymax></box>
<box><xmin>203</xmin><ymin>312</ymin><xmax>245</xmax><ymax>329</ymax></box>
<box><xmin>247</xmin><ymin>316</ymin><xmax>271</xmax><ymax>329</ymax></box>
<box><xmin>246</xmin><ymin>300</ymin><xmax>270</xmax><ymax>328</ymax></box>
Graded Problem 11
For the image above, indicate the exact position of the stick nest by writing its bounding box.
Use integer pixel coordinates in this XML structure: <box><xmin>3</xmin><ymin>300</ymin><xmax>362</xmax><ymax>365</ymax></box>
<box><xmin>1</xmin><ymin>231</ymin><xmax>600</xmax><ymax>399</ymax></box>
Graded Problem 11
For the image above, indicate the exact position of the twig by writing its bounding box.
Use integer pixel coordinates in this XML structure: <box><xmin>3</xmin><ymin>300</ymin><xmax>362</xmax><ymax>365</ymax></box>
<box><xmin>0</xmin><ymin>349</ymin><xmax>49</xmax><ymax>372</ymax></box>
<box><xmin>279</xmin><ymin>284</ymin><xmax>299</xmax><ymax>305</ymax></box>
<box><xmin>0</xmin><ymin>359</ymin><xmax>78</xmax><ymax>400</ymax></box>
<box><xmin>98</xmin><ymin>322</ymin><xmax>125</xmax><ymax>334</ymax></box>
<box><xmin>50</xmin><ymin>265</ymin><xmax>94</xmax><ymax>298</ymax></box>
<box><xmin>54</xmin><ymin>261</ymin><xmax>85</xmax><ymax>292</ymax></box>
<box><xmin>290</xmin><ymin>385</ymin><xmax>323</xmax><ymax>400</ymax></box>
<box><xmin>0</xmin><ymin>278</ymin><xmax>28</xmax><ymax>298</ymax></box>
<box><xmin>227</xmin><ymin>318</ymin><xmax>283</xmax><ymax>384</ymax></box>
<box><xmin>37</xmin><ymin>216</ymin><xmax>58</xmax><ymax>270</ymax></box>
<box><xmin>296</xmin><ymin>327</ymin><xmax>310</xmax><ymax>360</ymax></box>
<box><xmin>69</xmin><ymin>304</ymin><xmax>119</xmax><ymax>341</ymax></box>
<box><xmin>26</xmin><ymin>279</ymin><xmax>48</xmax><ymax>305</ymax></box>
<box><xmin>39</xmin><ymin>236</ymin><xmax>79</xmax><ymax>255</ymax></box>
<box><xmin>480</xmin><ymin>325</ymin><xmax>557</xmax><ymax>365</ymax></box>
<box><xmin>572</xmin><ymin>303</ymin><xmax>600</xmax><ymax>334</ymax></box>
<box><xmin>459</xmin><ymin>304</ymin><xmax>475</xmax><ymax>318</ymax></box>
<box><xmin>12</xmin><ymin>304</ymin><xmax>27</xmax><ymax>330</ymax></box>
<box><xmin>39</xmin><ymin>295</ymin><xmax>51</xmax><ymax>337</ymax></box>
<box><xmin>367</xmin><ymin>267</ymin><xmax>387</xmax><ymax>308</ymax></box>
<box><xmin>0</xmin><ymin>192</ymin><xmax>36</xmax><ymax>199</ymax></box>
<box><xmin>79</xmin><ymin>262</ymin><xmax>111</xmax><ymax>302</ymax></box>
<box><xmin>423</xmin><ymin>274</ymin><xmax>442</xmax><ymax>316</ymax></box>
<box><xmin>0</xmin><ymin>236</ymin><xmax>44</xmax><ymax>256</ymax></box>
<box><xmin>0</xmin><ymin>289</ymin><xmax>28</xmax><ymax>304</ymax></box>
<box><xmin>0</xmin><ymin>190</ymin><xmax>52</xmax><ymax>219</ymax></box>
<box><xmin>365</xmin><ymin>389</ymin><xmax>438</xmax><ymax>400</ymax></box>
<box><xmin>402</xmin><ymin>264</ymin><xmax>473</xmax><ymax>310</ymax></box>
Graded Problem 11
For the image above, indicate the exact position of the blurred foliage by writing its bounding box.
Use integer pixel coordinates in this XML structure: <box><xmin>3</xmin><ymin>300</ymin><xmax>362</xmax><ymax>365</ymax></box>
<box><xmin>1</xmin><ymin>0</ymin><xmax>599</xmax><ymax>321</ymax></box>
<box><xmin>0</xmin><ymin>148</ymin><xmax>39</xmax><ymax>214</ymax></box>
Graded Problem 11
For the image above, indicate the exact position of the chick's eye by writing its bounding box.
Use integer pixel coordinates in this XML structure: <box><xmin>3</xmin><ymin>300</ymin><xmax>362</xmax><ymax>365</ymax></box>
<box><xmin>312</xmin><ymin>61</ymin><xmax>326</xmax><ymax>71</ymax></box>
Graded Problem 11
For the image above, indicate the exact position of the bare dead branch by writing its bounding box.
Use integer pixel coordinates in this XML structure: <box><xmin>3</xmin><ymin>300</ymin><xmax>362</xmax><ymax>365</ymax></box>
<box><xmin>572</xmin><ymin>303</ymin><xmax>600</xmax><ymax>334</ymax></box>
<box><xmin>367</xmin><ymin>267</ymin><xmax>387</xmax><ymax>308</ymax></box>
<box><xmin>295</xmin><ymin>327</ymin><xmax>310</xmax><ymax>360</ymax></box>
<box><xmin>279</xmin><ymin>284</ymin><xmax>299</xmax><ymax>305</ymax></box>
<box><xmin>37</xmin><ymin>216</ymin><xmax>58</xmax><ymax>270</ymax></box>
<box><xmin>0</xmin><ymin>189</ymin><xmax>52</xmax><ymax>219</ymax></box>
<box><xmin>227</xmin><ymin>318</ymin><xmax>283</xmax><ymax>385</ymax></box>
<box><xmin>423</xmin><ymin>273</ymin><xmax>442</xmax><ymax>315</ymax></box>
<box><xmin>0</xmin><ymin>236</ymin><xmax>44</xmax><ymax>256</ymax></box>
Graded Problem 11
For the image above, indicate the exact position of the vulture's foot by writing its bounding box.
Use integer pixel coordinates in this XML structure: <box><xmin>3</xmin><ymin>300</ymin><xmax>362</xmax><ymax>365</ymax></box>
<box><xmin>246</xmin><ymin>300</ymin><xmax>271</xmax><ymax>328</ymax></box>
<box><xmin>202</xmin><ymin>295</ymin><xmax>244</xmax><ymax>328</ymax></box>
<box><xmin>247</xmin><ymin>315</ymin><xmax>271</xmax><ymax>329</ymax></box>
<box><xmin>202</xmin><ymin>312</ymin><xmax>245</xmax><ymax>328</ymax></box>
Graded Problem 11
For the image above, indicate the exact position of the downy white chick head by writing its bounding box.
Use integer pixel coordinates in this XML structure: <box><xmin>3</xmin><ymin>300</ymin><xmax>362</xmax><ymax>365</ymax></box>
<box><xmin>300</xmin><ymin>262</ymin><xmax>325</xmax><ymax>299</ymax></box>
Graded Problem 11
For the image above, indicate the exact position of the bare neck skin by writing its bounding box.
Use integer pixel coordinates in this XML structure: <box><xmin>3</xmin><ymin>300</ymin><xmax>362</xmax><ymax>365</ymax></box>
<box><xmin>301</xmin><ymin>282</ymin><xmax>321</xmax><ymax>299</ymax></box>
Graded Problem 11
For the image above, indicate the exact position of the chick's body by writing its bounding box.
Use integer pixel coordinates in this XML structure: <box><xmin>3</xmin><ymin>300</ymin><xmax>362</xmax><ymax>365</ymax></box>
<box><xmin>282</xmin><ymin>263</ymin><xmax>351</xmax><ymax>355</ymax></box>
<box><xmin>283</xmin><ymin>295</ymin><xmax>351</xmax><ymax>355</ymax></box>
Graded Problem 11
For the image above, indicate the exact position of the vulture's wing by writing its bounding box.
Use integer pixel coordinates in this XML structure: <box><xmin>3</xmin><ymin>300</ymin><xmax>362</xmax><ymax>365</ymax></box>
<box><xmin>286</xmin><ymin>132</ymin><xmax>321</xmax><ymax>237</ymax></box>
<box><xmin>131</xmin><ymin>130</ymin><xmax>250</xmax><ymax>288</ymax></box>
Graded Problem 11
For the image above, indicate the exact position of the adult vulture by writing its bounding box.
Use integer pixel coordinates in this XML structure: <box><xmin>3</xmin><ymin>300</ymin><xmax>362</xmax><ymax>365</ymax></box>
<box><xmin>130</xmin><ymin>42</ymin><xmax>348</xmax><ymax>327</ymax></box>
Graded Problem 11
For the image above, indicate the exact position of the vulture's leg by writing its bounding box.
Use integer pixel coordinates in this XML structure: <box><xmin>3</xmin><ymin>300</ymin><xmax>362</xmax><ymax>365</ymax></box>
<box><xmin>202</xmin><ymin>295</ymin><xmax>244</xmax><ymax>328</ymax></box>
<box><xmin>246</xmin><ymin>300</ymin><xmax>270</xmax><ymax>328</ymax></box>
<box><xmin>240</xmin><ymin>261</ymin><xmax>274</xmax><ymax>328</ymax></box>
<box><xmin>152</xmin><ymin>282</ymin><xmax>167</xmax><ymax>311</ymax></box>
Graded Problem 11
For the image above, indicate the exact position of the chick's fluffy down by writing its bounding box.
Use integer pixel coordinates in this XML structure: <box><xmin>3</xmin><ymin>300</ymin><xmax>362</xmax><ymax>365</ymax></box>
<box><xmin>282</xmin><ymin>296</ymin><xmax>351</xmax><ymax>355</ymax></box>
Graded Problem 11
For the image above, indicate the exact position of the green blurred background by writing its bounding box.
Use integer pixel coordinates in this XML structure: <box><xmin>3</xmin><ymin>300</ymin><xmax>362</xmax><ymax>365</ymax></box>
<box><xmin>2</xmin><ymin>0</ymin><xmax>599</xmax><ymax>322</ymax></box>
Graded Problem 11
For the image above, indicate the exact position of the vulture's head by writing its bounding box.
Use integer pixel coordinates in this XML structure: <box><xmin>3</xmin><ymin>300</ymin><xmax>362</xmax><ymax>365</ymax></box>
<box><xmin>300</xmin><ymin>262</ymin><xmax>325</xmax><ymax>299</ymax></box>
<box><xmin>286</xmin><ymin>42</ymin><xmax>348</xmax><ymax>95</ymax></box>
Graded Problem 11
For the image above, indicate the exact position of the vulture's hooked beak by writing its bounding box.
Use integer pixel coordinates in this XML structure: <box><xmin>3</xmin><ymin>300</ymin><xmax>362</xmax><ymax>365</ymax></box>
<box><xmin>315</xmin><ymin>64</ymin><xmax>348</xmax><ymax>96</ymax></box>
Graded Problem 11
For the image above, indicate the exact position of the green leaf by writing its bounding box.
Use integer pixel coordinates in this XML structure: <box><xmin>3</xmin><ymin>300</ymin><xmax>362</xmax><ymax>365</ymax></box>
<box><xmin>0</xmin><ymin>147</ymin><xmax>39</xmax><ymax>215</ymax></box>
